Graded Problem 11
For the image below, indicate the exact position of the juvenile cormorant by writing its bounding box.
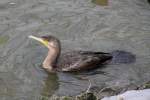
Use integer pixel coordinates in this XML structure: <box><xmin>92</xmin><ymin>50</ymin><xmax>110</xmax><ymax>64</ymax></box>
<box><xmin>29</xmin><ymin>35</ymin><xmax>113</xmax><ymax>72</ymax></box>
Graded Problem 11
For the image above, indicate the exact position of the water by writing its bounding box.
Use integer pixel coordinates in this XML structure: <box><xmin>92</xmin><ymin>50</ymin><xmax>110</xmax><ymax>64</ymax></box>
<box><xmin>92</xmin><ymin>0</ymin><xmax>108</xmax><ymax>6</ymax></box>
<box><xmin>0</xmin><ymin>0</ymin><xmax>150</xmax><ymax>99</ymax></box>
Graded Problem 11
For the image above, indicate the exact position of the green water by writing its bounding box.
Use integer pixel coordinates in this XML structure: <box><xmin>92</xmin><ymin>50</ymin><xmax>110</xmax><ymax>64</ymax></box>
<box><xmin>0</xmin><ymin>35</ymin><xmax>9</xmax><ymax>45</ymax></box>
<box><xmin>92</xmin><ymin>0</ymin><xmax>108</xmax><ymax>6</ymax></box>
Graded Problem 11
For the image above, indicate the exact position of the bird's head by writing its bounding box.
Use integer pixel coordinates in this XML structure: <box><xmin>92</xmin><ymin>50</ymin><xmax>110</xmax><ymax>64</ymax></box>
<box><xmin>29</xmin><ymin>35</ymin><xmax>60</xmax><ymax>50</ymax></box>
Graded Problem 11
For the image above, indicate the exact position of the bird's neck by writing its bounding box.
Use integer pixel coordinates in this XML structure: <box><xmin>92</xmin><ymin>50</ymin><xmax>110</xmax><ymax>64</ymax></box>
<box><xmin>43</xmin><ymin>48</ymin><xmax>60</xmax><ymax>71</ymax></box>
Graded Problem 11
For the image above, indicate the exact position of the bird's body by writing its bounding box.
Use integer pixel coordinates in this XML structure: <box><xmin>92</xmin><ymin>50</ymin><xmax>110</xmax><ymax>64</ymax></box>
<box><xmin>29</xmin><ymin>35</ymin><xmax>135</xmax><ymax>73</ymax></box>
<box><xmin>56</xmin><ymin>51</ymin><xmax>112</xmax><ymax>72</ymax></box>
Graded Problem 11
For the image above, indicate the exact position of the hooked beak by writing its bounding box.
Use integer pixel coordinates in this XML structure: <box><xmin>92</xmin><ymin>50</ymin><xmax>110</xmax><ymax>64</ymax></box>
<box><xmin>28</xmin><ymin>35</ymin><xmax>49</xmax><ymax>48</ymax></box>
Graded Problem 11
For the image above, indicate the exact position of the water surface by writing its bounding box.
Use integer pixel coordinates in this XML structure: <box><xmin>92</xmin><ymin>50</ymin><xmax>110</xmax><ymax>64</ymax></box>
<box><xmin>0</xmin><ymin>0</ymin><xmax>150</xmax><ymax>99</ymax></box>
<box><xmin>92</xmin><ymin>0</ymin><xmax>108</xmax><ymax>6</ymax></box>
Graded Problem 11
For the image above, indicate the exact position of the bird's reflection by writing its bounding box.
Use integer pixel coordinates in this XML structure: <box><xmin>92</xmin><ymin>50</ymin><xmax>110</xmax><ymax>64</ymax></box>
<box><xmin>40</xmin><ymin>72</ymin><xmax>59</xmax><ymax>98</ymax></box>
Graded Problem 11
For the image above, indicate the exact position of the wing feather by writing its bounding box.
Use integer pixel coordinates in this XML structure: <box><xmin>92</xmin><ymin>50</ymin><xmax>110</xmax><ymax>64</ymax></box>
<box><xmin>57</xmin><ymin>51</ymin><xmax>112</xmax><ymax>71</ymax></box>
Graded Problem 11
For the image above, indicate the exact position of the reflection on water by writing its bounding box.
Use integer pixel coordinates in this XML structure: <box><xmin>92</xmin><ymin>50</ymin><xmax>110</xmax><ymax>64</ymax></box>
<box><xmin>40</xmin><ymin>73</ymin><xmax>59</xmax><ymax>97</ymax></box>
<box><xmin>92</xmin><ymin>0</ymin><xmax>108</xmax><ymax>6</ymax></box>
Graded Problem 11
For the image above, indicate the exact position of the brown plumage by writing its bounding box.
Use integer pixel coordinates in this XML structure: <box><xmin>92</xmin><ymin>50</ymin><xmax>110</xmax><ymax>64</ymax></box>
<box><xmin>40</xmin><ymin>35</ymin><xmax>112</xmax><ymax>72</ymax></box>
<box><xmin>56</xmin><ymin>51</ymin><xmax>112</xmax><ymax>72</ymax></box>
<box><xmin>29</xmin><ymin>35</ymin><xmax>112</xmax><ymax>72</ymax></box>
